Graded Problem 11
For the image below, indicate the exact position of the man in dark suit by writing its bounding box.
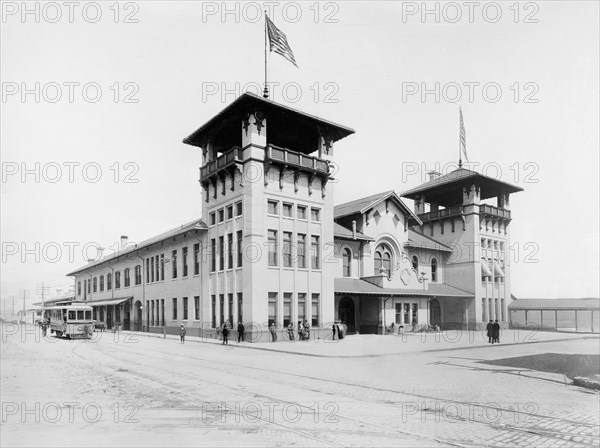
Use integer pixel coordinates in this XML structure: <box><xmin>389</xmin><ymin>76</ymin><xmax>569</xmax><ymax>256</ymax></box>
<box><xmin>486</xmin><ymin>320</ymin><xmax>494</xmax><ymax>344</ymax></box>
<box><xmin>492</xmin><ymin>320</ymin><xmax>501</xmax><ymax>344</ymax></box>
<box><xmin>237</xmin><ymin>322</ymin><xmax>244</xmax><ymax>343</ymax></box>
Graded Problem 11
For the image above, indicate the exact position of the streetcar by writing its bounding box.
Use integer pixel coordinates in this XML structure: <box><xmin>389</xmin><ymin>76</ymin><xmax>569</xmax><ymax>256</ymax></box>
<box><xmin>47</xmin><ymin>304</ymin><xmax>95</xmax><ymax>339</ymax></box>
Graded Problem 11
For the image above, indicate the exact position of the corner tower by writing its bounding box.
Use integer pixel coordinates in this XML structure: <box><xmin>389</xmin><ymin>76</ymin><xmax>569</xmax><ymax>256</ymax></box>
<box><xmin>401</xmin><ymin>168</ymin><xmax>523</xmax><ymax>329</ymax></box>
<box><xmin>183</xmin><ymin>93</ymin><xmax>354</xmax><ymax>339</ymax></box>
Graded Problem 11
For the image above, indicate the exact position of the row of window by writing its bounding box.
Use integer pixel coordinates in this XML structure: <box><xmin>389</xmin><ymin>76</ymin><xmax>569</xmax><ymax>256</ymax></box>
<box><xmin>79</xmin><ymin>268</ymin><xmax>140</xmax><ymax>297</ymax></box>
<box><xmin>209</xmin><ymin>293</ymin><xmax>244</xmax><ymax>328</ymax></box>
<box><xmin>267</xmin><ymin>231</ymin><xmax>320</xmax><ymax>269</ymax></box>
<box><xmin>209</xmin><ymin>201</ymin><xmax>243</xmax><ymax>226</ymax></box>
<box><xmin>210</xmin><ymin>231</ymin><xmax>244</xmax><ymax>272</ymax></box>
<box><xmin>481</xmin><ymin>238</ymin><xmax>505</xmax><ymax>251</ymax></box>
<box><xmin>147</xmin><ymin>296</ymin><xmax>202</xmax><ymax>326</ymax></box>
<box><xmin>267</xmin><ymin>200</ymin><xmax>320</xmax><ymax>222</ymax></box>
<box><xmin>267</xmin><ymin>292</ymin><xmax>320</xmax><ymax>328</ymax></box>
<box><xmin>394</xmin><ymin>303</ymin><xmax>419</xmax><ymax>325</ymax></box>
<box><xmin>482</xmin><ymin>298</ymin><xmax>506</xmax><ymax>322</ymax></box>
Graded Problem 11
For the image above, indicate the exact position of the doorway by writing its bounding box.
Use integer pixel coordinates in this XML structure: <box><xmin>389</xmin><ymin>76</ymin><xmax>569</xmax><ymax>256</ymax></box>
<box><xmin>339</xmin><ymin>297</ymin><xmax>356</xmax><ymax>333</ymax></box>
<box><xmin>430</xmin><ymin>299</ymin><xmax>441</xmax><ymax>327</ymax></box>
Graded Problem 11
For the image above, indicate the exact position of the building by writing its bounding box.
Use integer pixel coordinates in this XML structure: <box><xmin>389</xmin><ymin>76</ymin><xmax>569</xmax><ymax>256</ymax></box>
<box><xmin>66</xmin><ymin>93</ymin><xmax>524</xmax><ymax>340</ymax></box>
<box><xmin>509</xmin><ymin>298</ymin><xmax>600</xmax><ymax>333</ymax></box>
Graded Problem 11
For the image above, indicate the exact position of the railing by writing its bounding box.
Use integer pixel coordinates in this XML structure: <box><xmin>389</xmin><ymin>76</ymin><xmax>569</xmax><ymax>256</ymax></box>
<box><xmin>199</xmin><ymin>146</ymin><xmax>242</xmax><ymax>180</ymax></box>
<box><xmin>418</xmin><ymin>206</ymin><xmax>463</xmax><ymax>222</ymax></box>
<box><xmin>480</xmin><ymin>205</ymin><xmax>511</xmax><ymax>219</ymax></box>
<box><xmin>266</xmin><ymin>145</ymin><xmax>329</xmax><ymax>174</ymax></box>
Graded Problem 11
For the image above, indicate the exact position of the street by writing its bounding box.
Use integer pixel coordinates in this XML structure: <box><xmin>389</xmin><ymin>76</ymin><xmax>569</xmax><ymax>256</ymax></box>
<box><xmin>1</xmin><ymin>324</ymin><xmax>599</xmax><ymax>447</ymax></box>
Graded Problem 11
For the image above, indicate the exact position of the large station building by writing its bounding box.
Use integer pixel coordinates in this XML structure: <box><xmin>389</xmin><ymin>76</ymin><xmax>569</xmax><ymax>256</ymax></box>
<box><xmin>66</xmin><ymin>93</ymin><xmax>523</xmax><ymax>340</ymax></box>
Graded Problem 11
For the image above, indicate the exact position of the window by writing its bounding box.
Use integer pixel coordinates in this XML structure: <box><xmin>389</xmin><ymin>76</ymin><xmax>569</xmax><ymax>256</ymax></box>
<box><xmin>146</xmin><ymin>258</ymin><xmax>150</xmax><ymax>282</ymax></box>
<box><xmin>395</xmin><ymin>303</ymin><xmax>402</xmax><ymax>324</ymax></box>
<box><xmin>311</xmin><ymin>235</ymin><xmax>320</xmax><ymax>269</ymax></box>
<box><xmin>228</xmin><ymin>293</ymin><xmax>233</xmax><ymax>325</ymax></box>
<box><xmin>150</xmin><ymin>301</ymin><xmax>154</xmax><ymax>326</ymax></box>
<box><xmin>267</xmin><ymin>200</ymin><xmax>278</xmax><ymax>215</ymax></box>
<box><xmin>194</xmin><ymin>296</ymin><xmax>200</xmax><ymax>320</ymax></box>
<box><xmin>227</xmin><ymin>205</ymin><xmax>233</xmax><ymax>220</ymax></box>
<box><xmin>219</xmin><ymin>294</ymin><xmax>224</xmax><ymax>325</ymax></box>
<box><xmin>160</xmin><ymin>254</ymin><xmax>165</xmax><ymax>280</ymax></box>
<box><xmin>115</xmin><ymin>271</ymin><xmax>121</xmax><ymax>289</ymax></box>
<box><xmin>235</xmin><ymin>201</ymin><xmax>243</xmax><ymax>216</ymax></box>
<box><xmin>374</xmin><ymin>245</ymin><xmax>393</xmax><ymax>278</ymax></box>
<box><xmin>283</xmin><ymin>232</ymin><xmax>293</xmax><ymax>267</ymax></box>
<box><xmin>228</xmin><ymin>233</ymin><xmax>234</xmax><ymax>269</ymax></box>
<box><xmin>268</xmin><ymin>230</ymin><xmax>278</xmax><ymax>266</ymax></box>
<box><xmin>237</xmin><ymin>293</ymin><xmax>243</xmax><ymax>323</ymax></box>
<box><xmin>210</xmin><ymin>212</ymin><xmax>216</xmax><ymax>225</ymax></box>
<box><xmin>342</xmin><ymin>248</ymin><xmax>351</xmax><ymax>277</ymax></box>
<box><xmin>297</xmin><ymin>205</ymin><xmax>307</xmax><ymax>220</ymax></box>
<box><xmin>283</xmin><ymin>203</ymin><xmax>293</xmax><ymax>218</ymax></box>
<box><xmin>431</xmin><ymin>258</ymin><xmax>438</xmax><ymax>282</ymax></box>
<box><xmin>297</xmin><ymin>234</ymin><xmax>306</xmax><ymax>268</ymax></box>
<box><xmin>404</xmin><ymin>303</ymin><xmax>410</xmax><ymax>323</ymax></box>
<box><xmin>183</xmin><ymin>297</ymin><xmax>188</xmax><ymax>320</ymax></box>
<box><xmin>219</xmin><ymin>236</ymin><xmax>225</xmax><ymax>270</ymax></box>
<box><xmin>211</xmin><ymin>295</ymin><xmax>216</xmax><ymax>328</ymax></box>
<box><xmin>134</xmin><ymin>266</ymin><xmax>141</xmax><ymax>285</ymax></box>
<box><xmin>151</xmin><ymin>257</ymin><xmax>155</xmax><ymax>282</ymax></box>
<box><xmin>172</xmin><ymin>250</ymin><xmax>178</xmax><ymax>278</ymax></box>
<box><xmin>283</xmin><ymin>293</ymin><xmax>292</xmax><ymax>327</ymax></box>
<box><xmin>93</xmin><ymin>277</ymin><xmax>97</xmax><ymax>293</ymax></box>
<box><xmin>194</xmin><ymin>243</ymin><xmax>200</xmax><ymax>275</ymax></box>
<box><xmin>172</xmin><ymin>298</ymin><xmax>177</xmax><ymax>319</ymax></box>
<box><xmin>311</xmin><ymin>208</ymin><xmax>320</xmax><ymax>222</ymax></box>
<box><xmin>412</xmin><ymin>303</ymin><xmax>418</xmax><ymax>323</ymax></box>
<box><xmin>77</xmin><ymin>281</ymin><xmax>81</xmax><ymax>296</ymax></box>
<box><xmin>298</xmin><ymin>293</ymin><xmax>306</xmax><ymax>320</ymax></box>
<box><xmin>237</xmin><ymin>231</ymin><xmax>243</xmax><ymax>267</ymax></box>
<box><xmin>99</xmin><ymin>275</ymin><xmax>104</xmax><ymax>292</ymax></box>
<box><xmin>218</xmin><ymin>209</ymin><xmax>224</xmax><ymax>223</ymax></box>
<box><xmin>268</xmin><ymin>292</ymin><xmax>278</xmax><ymax>326</ymax></box>
<box><xmin>210</xmin><ymin>239</ymin><xmax>216</xmax><ymax>272</ymax></box>
<box><xmin>124</xmin><ymin>268</ymin><xmax>130</xmax><ymax>287</ymax></box>
<box><xmin>155</xmin><ymin>255</ymin><xmax>159</xmax><ymax>281</ymax></box>
<box><xmin>87</xmin><ymin>279</ymin><xmax>91</xmax><ymax>293</ymax></box>
<box><xmin>107</xmin><ymin>273</ymin><xmax>112</xmax><ymax>290</ymax></box>
<box><xmin>482</xmin><ymin>298</ymin><xmax>487</xmax><ymax>321</ymax></box>
<box><xmin>411</xmin><ymin>255</ymin><xmax>419</xmax><ymax>271</ymax></box>
<box><xmin>311</xmin><ymin>293</ymin><xmax>320</xmax><ymax>326</ymax></box>
<box><xmin>182</xmin><ymin>247</ymin><xmax>188</xmax><ymax>277</ymax></box>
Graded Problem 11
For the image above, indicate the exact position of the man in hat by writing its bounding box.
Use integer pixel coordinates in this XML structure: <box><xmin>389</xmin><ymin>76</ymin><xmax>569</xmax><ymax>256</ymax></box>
<box><xmin>180</xmin><ymin>324</ymin><xmax>186</xmax><ymax>344</ymax></box>
<box><xmin>486</xmin><ymin>319</ymin><xmax>493</xmax><ymax>344</ymax></box>
<box><xmin>237</xmin><ymin>321</ymin><xmax>245</xmax><ymax>343</ymax></box>
<box><xmin>492</xmin><ymin>320</ymin><xmax>501</xmax><ymax>344</ymax></box>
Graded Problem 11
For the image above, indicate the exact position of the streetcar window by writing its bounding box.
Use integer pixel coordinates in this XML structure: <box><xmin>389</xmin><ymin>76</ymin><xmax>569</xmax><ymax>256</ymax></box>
<box><xmin>85</xmin><ymin>311</ymin><xmax>92</xmax><ymax>320</ymax></box>
<box><xmin>77</xmin><ymin>310</ymin><xmax>84</xmax><ymax>320</ymax></box>
<box><xmin>68</xmin><ymin>311</ymin><xmax>76</xmax><ymax>320</ymax></box>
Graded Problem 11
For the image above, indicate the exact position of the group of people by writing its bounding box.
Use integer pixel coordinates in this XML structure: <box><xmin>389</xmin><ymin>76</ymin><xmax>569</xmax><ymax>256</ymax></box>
<box><xmin>180</xmin><ymin>320</ymin><xmax>245</xmax><ymax>344</ymax></box>
<box><xmin>268</xmin><ymin>320</ymin><xmax>311</xmax><ymax>342</ymax></box>
<box><xmin>486</xmin><ymin>319</ymin><xmax>501</xmax><ymax>344</ymax></box>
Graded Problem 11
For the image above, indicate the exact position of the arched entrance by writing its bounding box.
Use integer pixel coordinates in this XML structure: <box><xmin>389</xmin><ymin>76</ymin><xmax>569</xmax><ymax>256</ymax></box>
<box><xmin>123</xmin><ymin>301</ymin><xmax>131</xmax><ymax>331</ymax></box>
<box><xmin>134</xmin><ymin>300</ymin><xmax>142</xmax><ymax>331</ymax></box>
<box><xmin>339</xmin><ymin>297</ymin><xmax>356</xmax><ymax>333</ymax></box>
<box><xmin>430</xmin><ymin>299</ymin><xmax>441</xmax><ymax>327</ymax></box>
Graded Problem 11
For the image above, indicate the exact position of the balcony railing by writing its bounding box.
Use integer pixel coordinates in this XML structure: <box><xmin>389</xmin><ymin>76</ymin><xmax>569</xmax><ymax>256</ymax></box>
<box><xmin>480</xmin><ymin>205</ymin><xmax>511</xmax><ymax>219</ymax></box>
<box><xmin>199</xmin><ymin>146</ymin><xmax>242</xmax><ymax>181</ymax></box>
<box><xmin>418</xmin><ymin>206</ymin><xmax>463</xmax><ymax>222</ymax></box>
<box><xmin>266</xmin><ymin>145</ymin><xmax>329</xmax><ymax>174</ymax></box>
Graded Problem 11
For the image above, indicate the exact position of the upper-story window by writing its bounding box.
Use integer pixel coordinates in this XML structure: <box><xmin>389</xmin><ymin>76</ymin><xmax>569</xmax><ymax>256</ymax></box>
<box><xmin>77</xmin><ymin>281</ymin><xmax>81</xmax><ymax>296</ymax></box>
<box><xmin>218</xmin><ymin>209</ymin><xmax>224</xmax><ymax>223</ymax></box>
<box><xmin>124</xmin><ymin>268</ymin><xmax>131</xmax><ymax>287</ymax></box>
<box><xmin>99</xmin><ymin>275</ymin><xmax>104</xmax><ymax>292</ymax></box>
<box><xmin>172</xmin><ymin>250</ymin><xmax>178</xmax><ymax>278</ymax></box>
<box><xmin>431</xmin><ymin>258</ymin><xmax>438</xmax><ymax>282</ymax></box>
<box><xmin>268</xmin><ymin>230</ymin><xmax>278</xmax><ymax>266</ymax></box>
<box><xmin>375</xmin><ymin>244</ymin><xmax>392</xmax><ymax>278</ymax></box>
<box><xmin>411</xmin><ymin>255</ymin><xmax>419</xmax><ymax>271</ymax></box>
<box><xmin>93</xmin><ymin>277</ymin><xmax>97</xmax><ymax>293</ymax></box>
<box><xmin>268</xmin><ymin>200</ymin><xmax>278</xmax><ymax>215</ymax></box>
<box><xmin>283</xmin><ymin>203</ymin><xmax>293</xmax><ymax>218</ymax></box>
<box><xmin>297</xmin><ymin>205</ymin><xmax>307</xmax><ymax>220</ymax></box>
<box><xmin>235</xmin><ymin>201</ymin><xmax>243</xmax><ymax>216</ymax></box>
<box><xmin>210</xmin><ymin>212</ymin><xmax>216</xmax><ymax>226</ymax></box>
<box><xmin>342</xmin><ymin>248</ymin><xmax>352</xmax><ymax>277</ymax></box>
<box><xmin>107</xmin><ymin>273</ymin><xmax>112</xmax><ymax>290</ymax></box>
<box><xmin>227</xmin><ymin>205</ymin><xmax>233</xmax><ymax>220</ymax></box>
<box><xmin>115</xmin><ymin>271</ymin><xmax>121</xmax><ymax>289</ymax></box>
<box><xmin>134</xmin><ymin>265</ymin><xmax>142</xmax><ymax>285</ymax></box>
<box><xmin>311</xmin><ymin>208</ymin><xmax>321</xmax><ymax>222</ymax></box>
<box><xmin>182</xmin><ymin>247</ymin><xmax>188</xmax><ymax>277</ymax></box>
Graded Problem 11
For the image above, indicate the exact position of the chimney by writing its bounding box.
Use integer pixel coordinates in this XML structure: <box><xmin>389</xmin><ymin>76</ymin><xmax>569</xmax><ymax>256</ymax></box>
<box><xmin>120</xmin><ymin>235</ymin><xmax>129</xmax><ymax>250</ymax></box>
<box><xmin>427</xmin><ymin>171</ymin><xmax>441</xmax><ymax>181</ymax></box>
<box><xmin>352</xmin><ymin>220</ymin><xmax>357</xmax><ymax>239</ymax></box>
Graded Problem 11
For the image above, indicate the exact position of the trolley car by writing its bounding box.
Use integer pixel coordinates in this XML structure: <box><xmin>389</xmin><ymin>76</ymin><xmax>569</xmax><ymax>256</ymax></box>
<box><xmin>47</xmin><ymin>304</ymin><xmax>94</xmax><ymax>339</ymax></box>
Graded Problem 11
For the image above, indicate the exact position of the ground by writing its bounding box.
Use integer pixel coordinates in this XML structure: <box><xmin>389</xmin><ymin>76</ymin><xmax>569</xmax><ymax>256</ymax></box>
<box><xmin>1</xmin><ymin>324</ymin><xmax>599</xmax><ymax>447</ymax></box>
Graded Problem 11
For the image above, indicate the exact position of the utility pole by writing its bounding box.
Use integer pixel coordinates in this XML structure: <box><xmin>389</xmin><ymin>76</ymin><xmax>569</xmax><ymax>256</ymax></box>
<box><xmin>11</xmin><ymin>295</ymin><xmax>15</xmax><ymax>322</ymax></box>
<box><xmin>36</xmin><ymin>282</ymin><xmax>50</xmax><ymax>308</ymax></box>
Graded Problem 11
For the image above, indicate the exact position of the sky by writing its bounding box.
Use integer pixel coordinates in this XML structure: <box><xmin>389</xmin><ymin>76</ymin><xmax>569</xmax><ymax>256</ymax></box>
<box><xmin>1</xmin><ymin>1</ymin><xmax>598</xmax><ymax>310</ymax></box>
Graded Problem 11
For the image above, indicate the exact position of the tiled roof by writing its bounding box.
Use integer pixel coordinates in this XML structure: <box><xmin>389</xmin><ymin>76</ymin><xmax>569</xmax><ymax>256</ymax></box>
<box><xmin>67</xmin><ymin>218</ymin><xmax>207</xmax><ymax>276</ymax></box>
<box><xmin>334</xmin><ymin>191</ymin><xmax>421</xmax><ymax>224</ymax></box>
<box><xmin>406</xmin><ymin>229</ymin><xmax>453</xmax><ymax>252</ymax></box>
<box><xmin>333</xmin><ymin>223</ymin><xmax>373</xmax><ymax>241</ymax></box>
<box><xmin>334</xmin><ymin>278</ymin><xmax>474</xmax><ymax>297</ymax></box>
<box><xmin>508</xmin><ymin>298</ymin><xmax>600</xmax><ymax>310</ymax></box>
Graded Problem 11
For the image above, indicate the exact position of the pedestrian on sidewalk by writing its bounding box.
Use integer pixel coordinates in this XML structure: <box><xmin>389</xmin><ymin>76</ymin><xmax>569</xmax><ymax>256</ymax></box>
<box><xmin>332</xmin><ymin>324</ymin><xmax>337</xmax><ymax>341</ymax></box>
<box><xmin>486</xmin><ymin>319</ymin><xmax>493</xmax><ymax>343</ymax></box>
<box><xmin>492</xmin><ymin>320</ymin><xmax>500</xmax><ymax>344</ymax></box>
<box><xmin>287</xmin><ymin>322</ymin><xmax>295</xmax><ymax>341</ymax></box>
<box><xmin>180</xmin><ymin>324</ymin><xmax>186</xmax><ymax>344</ymax></box>
<box><xmin>303</xmin><ymin>320</ymin><xmax>310</xmax><ymax>341</ymax></box>
<box><xmin>237</xmin><ymin>321</ymin><xmax>244</xmax><ymax>343</ymax></box>
<box><xmin>222</xmin><ymin>321</ymin><xmax>230</xmax><ymax>345</ymax></box>
<box><xmin>297</xmin><ymin>320</ymin><xmax>304</xmax><ymax>340</ymax></box>
<box><xmin>269</xmin><ymin>323</ymin><xmax>277</xmax><ymax>342</ymax></box>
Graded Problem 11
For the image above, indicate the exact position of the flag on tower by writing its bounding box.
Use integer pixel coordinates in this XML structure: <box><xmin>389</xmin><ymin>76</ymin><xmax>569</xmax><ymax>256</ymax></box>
<box><xmin>459</xmin><ymin>107</ymin><xmax>468</xmax><ymax>163</ymax></box>
<box><xmin>266</xmin><ymin>15</ymin><xmax>298</xmax><ymax>67</ymax></box>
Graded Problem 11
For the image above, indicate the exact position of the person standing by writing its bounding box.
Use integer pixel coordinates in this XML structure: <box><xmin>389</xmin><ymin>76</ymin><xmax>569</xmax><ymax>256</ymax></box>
<box><xmin>237</xmin><ymin>322</ymin><xmax>245</xmax><ymax>343</ymax></box>
<box><xmin>222</xmin><ymin>321</ymin><xmax>230</xmax><ymax>345</ymax></box>
<box><xmin>486</xmin><ymin>319</ymin><xmax>493</xmax><ymax>344</ymax></box>
<box><xmin>492</xmin><ymin>320</ymin><xmax>501</xmax><ymax>344</ymax></box>
<box><xmin>269</xmin><ymin>323</ymin><xmax>277</xmax><ymax>342</ymax></box>
<box><xmin>180</xmin><ymin>324</ymin><xmax>186</xmax><ymax>344</ymax></box>
<box><xmin>287</xmin><ymin>322</ymin><xmax>295</xmax><ymax>341</ymax></box>
<box><xmin>40</xmin><ymin>319</ymin><xmax>47</xmax><ymax>337</ymax></box>
<box><xmin>297</xmin><ymin>320</ymin><xmax>304</xmax><ymax>341</ymax></box>
<box><xmin>303</xmin><ymin>320</ymin><xmax>310</xmax><ymax>341</ymax></box>
<box><xmin>332</xmin><ymin>323</ymin><xmax>337</xmax><ymax>341</ymax></box>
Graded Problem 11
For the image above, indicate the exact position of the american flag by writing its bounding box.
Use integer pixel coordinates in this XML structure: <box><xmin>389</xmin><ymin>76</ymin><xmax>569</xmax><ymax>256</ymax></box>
<box><xmin>266</xmin><ymin>15</ymin><xmax>298</xmax><ymax>68</ymax></box>
<box><xmin>459</xmin><ymin>107</ymin><xmax>468</xmax><ymax>162</ymax></box>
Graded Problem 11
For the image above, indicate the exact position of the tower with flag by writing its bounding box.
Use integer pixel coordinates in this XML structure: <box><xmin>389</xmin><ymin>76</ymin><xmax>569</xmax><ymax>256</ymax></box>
<box><xmin>263</xmin><ymin>13</ymin><xmax>298</xmax><ymax>98</ymax></box>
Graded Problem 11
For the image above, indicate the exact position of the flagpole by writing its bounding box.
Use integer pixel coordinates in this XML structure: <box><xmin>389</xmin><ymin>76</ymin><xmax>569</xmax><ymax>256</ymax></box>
<box><xmin>263</xmin><ymin>11</ymin><xmax>269</xmax><ymax>98</ymax></box>
<box><xmin>458</xmin><ymin>107</ymin><xmax>463</xmax><ymax>168</ymax></box>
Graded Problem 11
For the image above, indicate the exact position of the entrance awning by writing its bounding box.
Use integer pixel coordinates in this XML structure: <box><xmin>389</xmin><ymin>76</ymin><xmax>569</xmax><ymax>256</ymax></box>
<box><xmin>86</xmin><ymin>297</ymin><xmax>133</xmax><ymax>307</ymax></box>
<box><xmin>334</xmin><ymin>278</ymin><xmax>473</xmax><ymax>298</ymax></box>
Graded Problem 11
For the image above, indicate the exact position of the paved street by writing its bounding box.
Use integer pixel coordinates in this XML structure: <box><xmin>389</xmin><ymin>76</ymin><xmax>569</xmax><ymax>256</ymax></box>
<box><xmin>2</xmin><ymin>324</ymin><xmax>599</xmax><ymax>447</ymax></box>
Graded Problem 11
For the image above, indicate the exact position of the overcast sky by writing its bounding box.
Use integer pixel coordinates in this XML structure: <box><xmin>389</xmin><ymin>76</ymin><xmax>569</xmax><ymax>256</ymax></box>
<box><xmin>1</xmin><ymin>1</ymin><xmax>598</xmax><ymax>308</ymax></box>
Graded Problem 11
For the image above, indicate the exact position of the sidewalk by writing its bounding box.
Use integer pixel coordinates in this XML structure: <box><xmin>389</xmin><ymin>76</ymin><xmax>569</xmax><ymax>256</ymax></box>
<box><xmin>112</xmin><ymin>327</ymin><xmax>599</xmax><ymax>358</ymax></box>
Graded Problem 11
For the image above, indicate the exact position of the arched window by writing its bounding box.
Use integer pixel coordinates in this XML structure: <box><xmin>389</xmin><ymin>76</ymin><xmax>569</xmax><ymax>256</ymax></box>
<box><xmin>374</xmin><ymin>244</ymin><xmax>393</xmax><ymax>278</ymax></box>
<box><xmin>412</xmin><ymin>255</ymin><xmax>419</xmax><ymax>271</ymax></box>
<box><xmin>431</xmin><ymin>258</ymin><xmax>438</xmax><ymax>282</ymax></box>
<box><xmin>342</xmin><ymin>248</ymin><xmax>351</xmax><ymax>277</ymax></box>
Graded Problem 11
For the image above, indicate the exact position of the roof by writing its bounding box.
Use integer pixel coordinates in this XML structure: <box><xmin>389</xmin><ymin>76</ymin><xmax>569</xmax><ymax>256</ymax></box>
<box><xmin>333</xmin><ymin>222</ymin><xmax>373</xmax><ymax>241</ymax></box>
<box><xmin>334</xmin><ymin>278</ymin><xmax>474</xmax><ymax>298</ymax></box>
<box><xmin>183</xmin><ymin>92</ymin><xmax>355</xmax><ymax>151</ymax></box>
<box><xmin>83</xmin><ymin>296</ymin><xmax>133</xmax><ymax>307</ymax></box>
<box><xmin>406</xmin><ymin>229</ymin><xmax>453</xmax><ymax>252</ymax></box>
<box><xmin>67</xmin><ymin>218</ymin><xmax>207</xmax><ymax>276</ymax></box>
<box><xmin>401</xmin><ymin>168</ymin><xmax>524</xmax><ymax>206</ymax></box>
<box><xmin>508</xmin><ymin>298</ymin><xmax>600</xmax><ymax>310</ymax></box>
<box><xmin>334</xmin><ymin>191</ymin><xmax>421</xmax><ymax>225</ymax></box>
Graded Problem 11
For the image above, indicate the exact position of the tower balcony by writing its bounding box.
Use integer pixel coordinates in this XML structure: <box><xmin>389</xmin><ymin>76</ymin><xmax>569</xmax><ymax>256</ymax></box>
<box><xmin>199</xmin><ymin>146</ymin><xmax>243</xmax><ymax>181</ymax></box>
<box><xmin>479</xmin><ymin>204</ymin><xmax>511</xmax><ymax>220</ymax></box>
<box><xmin>417</xmin><ymin>204</ymin><xmax>511</xmax><ymax>223</ymax></box>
